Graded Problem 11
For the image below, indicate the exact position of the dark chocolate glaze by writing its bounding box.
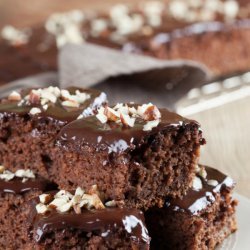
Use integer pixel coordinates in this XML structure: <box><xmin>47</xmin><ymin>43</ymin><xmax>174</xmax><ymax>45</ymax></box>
<box><xmin>29</xmin><ymin>204</ymin><xmax>150</xmax><ymax>246</ymax></box>
<box><xmin>166</xmin><ymin>166</ymin><xmax>235</xmax><ymax>215</ymax></box>
<box><xmin>0</xmin><ymin>87</ymin><xmax>107</xmax><ymax>124</ymax></box>
<box><xmin>0</xmin><ymin>177</ymin><xmax>57</xmax><ymax>195</ymax></box>
<box><xmin>56</xmin><ymin>107</ymin><xmax>199</xmax><ymax>154</ymax></box>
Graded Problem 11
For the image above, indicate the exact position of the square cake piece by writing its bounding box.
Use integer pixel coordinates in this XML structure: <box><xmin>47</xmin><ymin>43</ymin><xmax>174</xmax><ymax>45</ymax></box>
<box><xmin>145</xmin><ymin>165</ymin><xmax>237</xmax><ymax>250</ymax></box>
<box><xmin>0</xmin><ymin>87</ymin><xmax>107</xmax><ymax>178</ymax></box>
<box><xmin>23</xmin><ymin>187</ymin><xmax>150</xmax><ymax>249</ymax></box>
<box><xmin>0</xmin><ymin>166</ymin><xmax>57</xmax><ymax>249</ymax></box>
<box><xmin>54</xmin><ymin>103</ymin><xmax>205</xmax><ymax>208</ymax></box>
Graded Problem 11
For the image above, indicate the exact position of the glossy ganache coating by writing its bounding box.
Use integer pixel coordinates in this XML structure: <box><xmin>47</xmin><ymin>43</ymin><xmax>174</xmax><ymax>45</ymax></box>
<box><xmin>56</xmin><ymin>107</ymin><xmax>199</xmax><ymax>154</ymax></box>
<box><xmin>0</xmin><ymin>87</ymin><xmax>107</xmax><ymax>124</ymax></box>
<box><xmin>166</xmin><ymin>166</ymin><xmax>235</xmax><ymax>215</ymax></box>
<box><xmin>0</xmin><ymin>177</ymin><xmax>57</xmax><ymax>195</ymax></box>
<box><xmin>28</xmin><ymin>201</ymin><xmax>150</xmax><ymax>247</ymax></box>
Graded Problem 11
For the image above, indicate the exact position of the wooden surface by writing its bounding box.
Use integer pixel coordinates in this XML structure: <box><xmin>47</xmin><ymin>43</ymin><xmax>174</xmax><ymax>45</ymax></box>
<box><xmin>182</xmin><ymin>95</ymin><xmax>250</xmax><ymax>199</ymax></box>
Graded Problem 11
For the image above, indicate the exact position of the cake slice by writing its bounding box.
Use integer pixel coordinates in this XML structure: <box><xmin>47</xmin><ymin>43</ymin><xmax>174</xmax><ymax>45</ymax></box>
<box><xmin>53</xmin><ymin>103</ymin><xmax>204</xmax><ymax>208</ymax></box>
<box><xmin>23</xmin><ymin>187</ymin><xmax>150</xmax><ymax>249</ymax></box>
<box><xmin>0</xmin><ymin>86</ymin><xmax>107</xmax><ymax>178</ymax></box>
<box><xmin>0</xmin><ymin>166</ymin><xmax>57</xmax><ymax>249</ymax></box>
<box><xmin>145</xmin><ymin>165</ymin><xmax>237</xmax><ymax>250</ymax></box>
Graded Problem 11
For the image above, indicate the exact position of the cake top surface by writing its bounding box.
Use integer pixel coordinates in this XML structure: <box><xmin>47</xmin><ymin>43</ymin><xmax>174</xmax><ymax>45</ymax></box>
<box><xmin>0</xmin><ymin>167</ymin><xmax>56</xmax><ymax>195</ymax></box>
<box><xmin>166</xmin><ymin>165</ymin><xmax>235</xmax><ymax>215</ymax></box>
<box><xmin>0</xmin><ymin>86</ymin><xmax>107</xmax><ymax>123</ymax></box>
<box><xmin>29</xmin><ymin>186</ymin><xmax>150</xmax><ymax>245</ymax></box>
<box><xmin>56</xmin><ymin>103</ymin><xmax>198</xmax><ymax>154</ymax></box>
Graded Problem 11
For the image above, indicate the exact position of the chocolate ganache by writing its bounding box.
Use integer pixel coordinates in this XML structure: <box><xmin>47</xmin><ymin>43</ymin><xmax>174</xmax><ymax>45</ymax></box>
<box><xmin>166</xmin><ymin>166</ymin><xmax>235</xmax><ymax>215</ymax></box>
<box><xmin>29</xmin><ymin>203</ymin><xmax>150</xmax><ymax>247</ymax></box>
<box><xmin>0</xmin><ymin>87</ymin><xmax>107</xmax><ymax>124</ymax></box>
<box><xmin>56</xmin><ymin>108</ymin><xmax>199</xmax><ymax>154</ymax></box>
<box><xmin>0</xmin><ymin>177</ymin><xmax>57</xmax><ymax>195</ymax></box>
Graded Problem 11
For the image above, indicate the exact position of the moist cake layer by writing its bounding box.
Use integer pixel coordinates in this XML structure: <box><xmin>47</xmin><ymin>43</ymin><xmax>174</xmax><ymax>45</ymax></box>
<box><xmin>0</xmin><ymin>168</ymin><xmax>57</xmax><ymax>249</ymax></box>
<box><xmin>53</xmin><ymin>104</ymin><xmax>204</xmax><ymax>208</ymax></box>
<box><xmin>145</xmin><ymin>165</ymin><xmax>237</xmax><ymax>250</ymax></box>
<box><xmin>24</xmin><ymin>188</ymin><xmax>150</xmax><ymax>249</ymax></box>
<box><xmin>0</xmin><ymin>87</ymin><xmax>107</xmax><ymax>178</ymax></box>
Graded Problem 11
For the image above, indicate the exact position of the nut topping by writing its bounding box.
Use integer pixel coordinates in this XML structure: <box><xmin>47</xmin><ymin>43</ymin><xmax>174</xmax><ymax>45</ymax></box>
<box><xmin>8</xmin><ymin>91</ymin><xmax>22</xmax><ymax>101</ymax></box>
<box><xmin>192</xmin><ymin>176</ymin><xmax>203</xmax><ymax>191</ymax></box>
<box><xmin>36</xmin><ymin>185</ymin><xmax>107</xmax><ymax>215</ymax></box>
<box><xmin>7</xmin><ymin>87</ymin><xmax>92</xmax><ymax>115</ymax></box>
<box><xmin>96</xmin><ymin>103</ymin><xmax>161</xmax><ymax>131</ymax></box>
<box><xmin>0</xmin><ymin>167</ymin><xmax>35</xmax><ymax>182</ymax></box>
<box><xmin>207</xmin><ymin>179</ymin><xmax>219</xmax><ymax>187</ymax></box>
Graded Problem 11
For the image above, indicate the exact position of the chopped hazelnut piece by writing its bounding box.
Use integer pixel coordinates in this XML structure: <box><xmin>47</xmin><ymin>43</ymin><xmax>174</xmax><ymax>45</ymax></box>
<box><xmin>8</xmin><ymin>91</ymin><xmax>21</xmax><ymax>101</ymax></box>
<box><xmin>0</xmin><ymin>165</ymin><xmax>5</xmax><ymax>174</ymax></box>
<box><xmin>207</xmin><ymin>179</ymin><xmax>219</xmax><ymax>187</ymax></box>
<box><xmin>39</xmin><ymin>194</ymin><xmax>53</xmax><ymax>204</ymax></box>
<box><xmin>29</xmin><ymin>107</ymin><xmax>42</xmax><ymax>115</ymax></box>
<box><xmin>143</xmin><ymin>119</ymin><xmax>160</xmax><ymax>131</ymax></box>
<box><xmin>142</xmin><ymin>105</ymin><xmax>161</xmax><ymax>121</ymax></box>
<box><xmin>105</xmin><ymin>200</ymin><xmax>117</xmax><ymax>207</ymax></box>
<box><xmin>192</xmin><ymin>176</ymin><xmax>203</xmax><ymax>191</ymax></box>
<box><xmin>36</xmin><ymin>203</ymin><xmax>49</xmax><ymax>214</ymax></box>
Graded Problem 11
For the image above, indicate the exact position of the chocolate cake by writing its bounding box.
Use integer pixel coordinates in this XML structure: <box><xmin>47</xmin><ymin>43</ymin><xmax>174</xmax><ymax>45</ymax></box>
<box><xmin>53</xmin><ymin>103</ymin><xmax>204</xmax><ymax>208</ymax></box>
<box><xmin>0</xmin><ymin>87</ymin><xmax>107</xmax><ymax>178</ymax></box>
<box><xmin>23</xmin><ymin>187</ymin><xmax>150</xmax><ymax>249</ymax></box>
<box><xmin>145</xmin><ymin>165</ymin><xmax>237</xmax><ymax>250</ymax></box>
<box><xmin>0</xmin><ymin>166</ymin><xmax>57</xmax><ymax>249</ymax></box>
<box><xmin>1</xmin><ymin>0</ymin><xmax>250</xmax><ymax>85</ymax></box>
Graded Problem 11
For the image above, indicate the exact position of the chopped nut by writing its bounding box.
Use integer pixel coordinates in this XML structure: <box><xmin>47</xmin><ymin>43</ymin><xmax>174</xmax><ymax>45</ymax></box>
<box><xmin>43</xmin><ymin>104</ymin><xmax>49</xmax><ymax>111</ymax></box>
<box><xmin>0</xmin><ymin>165</ymin><xmax>5</xmax><ymax>174</ymax></box>
<box><xmin>71</xmin><ymin>194</ymin><xmax>82</xmax><ymax>206</ymax></box>
<box><xmin>96</xmin><ymin>113</ymin><xmax>108</xmax><ymax>123</ymax></box>
<box><xmin>120</xmin><ymin>113</ymin><xmax>135</xmax><ymax>127</ymax></box>
<box><xmin>194</xmin><ymin>164</ymin><xmax>201</xmax><ymax>173</ymax></box>
<box><xmin>15</xmin><ymin>169</ymin><xmax>35</xmax><ymax>179</ymax></box>
<box><xmin>49</xmin><ymin>197</ymin><xmax>68</xmax><ymax>209</ymax></box>
<box><xmin>29</xmin><ymin>107</ymin><xmax>42</xmax><ymax>115</ymax></box>
<box><xmin>198</xmin><ymin>166</ymin><xmax>207</xmax><ymax>179</ymax></box>
<box><xmin>73</xmin><ymin>204</ymin><xmax>82</xmax><ymax>214</ymax></box>
<box><xmin>40</xmin><ymin>90</ymin><xmax>57</xmax><ymax>103</ymax></box>
<box><xmin>8</xmin><ymin>91</ymin><xmax>22</xmax><ymax>101</ymax></box>
<box><xmin>39</xmin><ymin>194</ymin><xmax>53</xmax><ymax>204</ymax></box>
<box><xmin>36</xmin><ymin>203</ymin><xmax>49</xmax><ymax>214</ymax></box>
<box><xmin>61</xmin><ymin>100</ymin><xmax>80</xmax><ymax>108</ymax></box>
<box><xmin>207</xmin><ymin>179</ymin><xmax>219</xmax><ymax>187</ymax></box>
<box><xmin>142</xmin><ymin>105</ymin><xmax>161</xmax><ymax>121</ymax></box>
<box><xmin>192</xmin><ymin>176</ymin><xmax>203</xmax><ymax>191</ymax></box>
<box><xmin>143</xmin><ymin>119</ymin><xmax>160</xmax><ymax>131</ymax></box>
<box><xmin>57</xmin><ymin>202</ymin><xmax>72</xmax><ymax>213</ymax></box>
<box><xmin>29</xmin><ymin>90</ymin><xmax>41</xmax><ymax>104</ymax></box>
<box><xmin>0</xmin><ymin>170</ymin><xmax>15</xmax><ymax>181</ymax></box>
<box><xmin>104</xmin><ymin>107</ymin><xmax>120</xmax><ymax>122</ymax></box>
<box><xmin>55</xmin><ymin>190</ymin><xmax>73</xmax><ymax>200</ymax></box>
<box><xmin>81</xmin><ymin>194</ymin><xmax>105</xmax><ymax>210</ymax></box>
<box><xmin>223</xmin><ymin>0</ymin><xmax>239</xmax><ymax>20</ymax></box>
<box><xmin>75</xmin><ymin>187</ymin><xmax>85</xmax><ymax>196</ymax></box>
<box><xmin>105</xmin><ymin>200</ymin><xmax>117</xmax><ymax>207</ymax></box>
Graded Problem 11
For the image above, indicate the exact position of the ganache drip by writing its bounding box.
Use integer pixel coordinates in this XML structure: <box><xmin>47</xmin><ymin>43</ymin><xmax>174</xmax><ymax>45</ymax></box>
<box><xmin>165</xmin><ymin>166</ymin><xmax>235</xmax><ymax>215</ymax></box>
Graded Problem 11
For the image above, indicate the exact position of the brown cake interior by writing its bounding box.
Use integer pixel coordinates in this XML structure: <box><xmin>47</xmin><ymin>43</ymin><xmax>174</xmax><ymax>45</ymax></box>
<box><xmin>23</xmin><ymin>194</ymin><xmax>150</xmax><ymax>250</ymax></box>
<box><xmin>0</xmin><ymin>87</ymin><xmax>106</xmax><ymax>178</ymax></box>
<box><xmin>0</xmin><ymin>176</ymin><xmax>57</xmax><ymax>249</ymax></box>
<box><xmin>53</xmin><ymin>107</ymin><xmax>204</xmax><ymax>209</ymax></box>
<box><xmin>145</xmin><ymin>166</ymin><xmax>237</xmax><ymax>250</ymax></box>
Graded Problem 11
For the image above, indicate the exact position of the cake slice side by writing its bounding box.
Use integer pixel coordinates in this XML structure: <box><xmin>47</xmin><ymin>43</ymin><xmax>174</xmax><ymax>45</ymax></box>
<box><xmin>145</xmin><ymin>165</ymin><xmax>237</xmax><ymax>250</ymax></box>
<box><xmin>53</xmin><ymin>103</ymin><xmax>204</xmax><ymax>208</ymax></box>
